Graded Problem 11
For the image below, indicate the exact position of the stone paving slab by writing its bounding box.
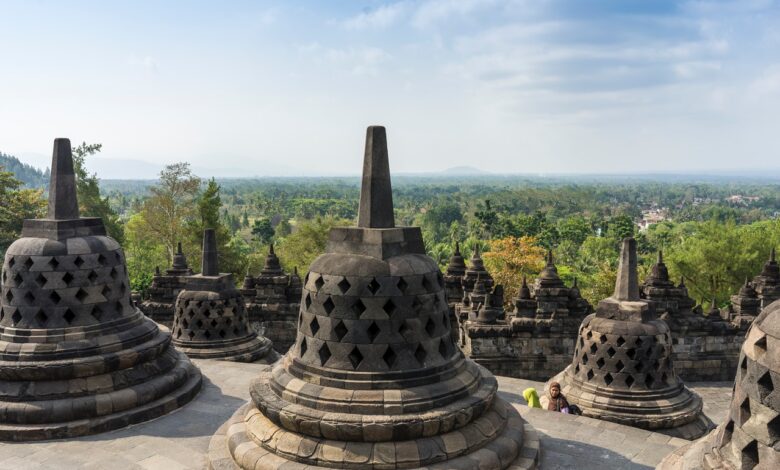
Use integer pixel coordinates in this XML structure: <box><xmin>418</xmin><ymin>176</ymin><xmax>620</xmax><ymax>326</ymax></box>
<box><xmin>0</xmin><ymin>360</ymin><xmax>732</xmax><ymax>469</ymax></box>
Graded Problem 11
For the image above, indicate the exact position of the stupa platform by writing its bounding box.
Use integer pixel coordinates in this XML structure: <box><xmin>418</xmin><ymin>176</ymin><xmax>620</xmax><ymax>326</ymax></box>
<box><xmin>0</xmin><ymin>359</ymin><xmax>732</xmax><ymax>470</ymax></box>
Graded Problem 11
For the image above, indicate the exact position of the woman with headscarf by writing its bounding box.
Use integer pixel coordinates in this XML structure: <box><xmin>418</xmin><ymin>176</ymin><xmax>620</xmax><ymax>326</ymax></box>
<box><xmin>547</xmin><ymin>381</ymin><xmax>570</xmax><ymax>413</ymax></box>
<box><xmin>522</xmin><ymin>387</ymin><xmax>542</xmax><ymax>408</ymax></box>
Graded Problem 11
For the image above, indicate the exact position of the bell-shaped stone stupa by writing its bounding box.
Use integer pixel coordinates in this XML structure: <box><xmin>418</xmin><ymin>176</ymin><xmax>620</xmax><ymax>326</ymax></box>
<box><xmin>208</xmin><ymin>126</ymin><xmax>540</xmax><ymax>469</ymax></box>
<box><xmin>547</xmin><ymin>238</ymin><xmax>712</xmax><ymax>439</ymax></box>
<box><xmin>0</xmin><ymin>138</ymin><xmax>202</xmax><ymax>440</ymax></box>
<box><xmin>659</xmin><ymin>298</ymin><xmax>780</xmax><ymax>469</ymax></box>
<box><xmin>171</xmin><ymin>229</ymin><xmax>277</xmax><ymax>363</ymax></box>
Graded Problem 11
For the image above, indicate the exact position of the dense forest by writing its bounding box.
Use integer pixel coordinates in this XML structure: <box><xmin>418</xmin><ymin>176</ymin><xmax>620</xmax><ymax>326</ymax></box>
<box><xmin>2</xmin><ymin>146</ymin><xmax>780</xmax><ymax>312</ymax></box>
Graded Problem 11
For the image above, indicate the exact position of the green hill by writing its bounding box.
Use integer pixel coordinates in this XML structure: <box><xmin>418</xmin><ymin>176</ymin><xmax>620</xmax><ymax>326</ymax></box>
<box><xmin>0</xmin><ymin>152</ymin><xmax>48</xmax><ymax>188</ymax></box>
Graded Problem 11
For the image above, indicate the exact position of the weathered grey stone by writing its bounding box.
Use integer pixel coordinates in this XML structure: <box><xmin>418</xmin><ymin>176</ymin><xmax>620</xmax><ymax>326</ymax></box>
<box><xmin>357</xmin><ymin>125</ymin><xmax>394</xmax><ymax>229</ymax></box>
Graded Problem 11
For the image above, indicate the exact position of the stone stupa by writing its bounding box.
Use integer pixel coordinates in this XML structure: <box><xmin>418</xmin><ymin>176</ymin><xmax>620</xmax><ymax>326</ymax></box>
<box><xmin>0</xmin><ymin>138</ymin><xmax>201</xmax><ymax>440</ymax></box>
<box><xmin>208</xmin><ymin>126</ymin><xmax>540</xmax><ymax>469</ymax></box>
<box><xmin>658</xmin><ymin>299</ymin><xmax>780</xmax><ymax>469</ymax></box>
<box><xmin>171</xmin><ymin>229</ymin><xmax>277</xmax><ymax>363</ymax></box>
<box><xmin>547</xmin><ymin>238</ymin><xmax>712</xmax><ymax>439</ymax></box>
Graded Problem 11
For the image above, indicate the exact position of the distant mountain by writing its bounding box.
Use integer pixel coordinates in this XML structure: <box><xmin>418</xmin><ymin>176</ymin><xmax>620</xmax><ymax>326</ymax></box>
<box><xmin>0</xmin><ymin>152</ymin><xmax>48</xmax><ymax>188</ymax></box>
<box><xmin>441</xmin><ymin>166</ymin><xmax>489</xmax><ymax>175</ymax></box>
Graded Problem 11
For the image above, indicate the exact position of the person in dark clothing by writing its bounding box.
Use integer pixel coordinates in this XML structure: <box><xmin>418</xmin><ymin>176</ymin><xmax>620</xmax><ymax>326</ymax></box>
<box><xmin>547</xmin><ymin>381</ymin><xmax>570</xmax><ymax>413</ymax></box>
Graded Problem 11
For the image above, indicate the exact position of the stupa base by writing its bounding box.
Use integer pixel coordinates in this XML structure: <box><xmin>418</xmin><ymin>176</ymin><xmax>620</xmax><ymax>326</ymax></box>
<box><xmin>174</xmin><ymin>335</ymin><xmax>279</xmax><ymax>363</ymax></box>
<box><xmin>0</xmin><ymin>350</ymin><xmax>201</xmax><ymax>441</ymax></box>
<box><xmin>207</xmin><ymin>398</ymin><xmax>540</xmax><ymax>470</ymax></box>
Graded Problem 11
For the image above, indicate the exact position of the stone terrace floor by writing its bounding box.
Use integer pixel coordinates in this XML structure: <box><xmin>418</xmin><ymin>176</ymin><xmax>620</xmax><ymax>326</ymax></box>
<box><xmin>0</xmin><ymin>360</ymin><xmax>732</xmax><ymax>470</ymax></box>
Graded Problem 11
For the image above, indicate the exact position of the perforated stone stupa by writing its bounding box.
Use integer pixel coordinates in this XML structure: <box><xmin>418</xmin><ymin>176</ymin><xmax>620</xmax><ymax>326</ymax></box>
<box><xmin>171</xmin><ymin>229</ymin><xmax>276</xmax><ymax>363</ymax></box>
<box><xmin>547</xmin><ymin>238</ymin><xmax>711</xmax><ymax>439</ymax></box>
<box><xmin>208</xmin><ymin>126</ymin><xmax>540</xmax><ymax>469</ymax></box>
<box><xmin>0</xmin><ymin>138</ymin><xmax>202</xmax><ymax>440</ymax></box>
<box><xmin>139</xmin><ymin>241</ymin><xmax>193</xmax><ymax>326</ymax></box>
<box><xmin>658</xmin><ymin>299</ymin><xmax>780</xmax><ymax>469</ymax></box>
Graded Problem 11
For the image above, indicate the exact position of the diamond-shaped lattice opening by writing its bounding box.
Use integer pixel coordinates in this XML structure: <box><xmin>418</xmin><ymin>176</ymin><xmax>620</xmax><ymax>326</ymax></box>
<box><xmin>626</xmin><ymin>375</ymin><xmax>635</xmax><ymax>388</ymax></box>
<box><xmin>739</xmin><ymin>397</ymin><xmax>751</xmax><ymax>425</ymax></box>
<box><xmin>616</xmin><ymin>336</ymin><xmax>625</xmax><ymax>347</ymax></box>
<box><xmin>574</xmin><ymin>364</ymin><xmax>580</xmax><ymax>374</ymax></box>
<box><xmin>604</xmin><ymin>373</ymin><xmax>613</xmax><ymax>385</ymax></box>
<box><xmin>754</xmin><ymin>334</ymin><xmax>767</xmax><ymax>354</ymax></box>
<box><xmin>211</xmin><ymin>319</ymin><xmax>218</xmax><ymax>328</ymax></box>
<box><xmin>334</xmin><ymin>320</ymin><xmax>348</xmax><ymax>341</ymax></box>
<box><xmin>314</xmin><ymin>275</ymin><xmax>324</xmax><ymax>291</ymax></box>
<box><xmin>203</xmin><ymin>308</ymin><xmax>211</xmax><ymax>318</ymax></box>
<box><xmin>110</xmin><ymin>267</ymin><xmax>118</xmax><ymax>280</ymax></box>
<box><xmin>24</xmin><ymin>257</ymin><xmax>34</xmax><ymax>269</ymax></box>
<box><xmin>74</xmin><ymin>256</ymin><xmax>84</xmax><ymax>268</ymax></box>
<box><xmin>63</xmin><ymin>308</ymin><xmax>76</xmax><ymax>324</ymax></box>
<box><xmin>188</xmin><ymin>331</ymin><xmax>195</xmax><ymax>340</ymax></box>
<box><xmin>596</xmin><ymin>357</ymin><xmax>605</xmax><ymax>368</ymax></box>
<box><xmin>92</xmin><ymin>305</ymin><xmax>103</xmax><ymax>321</ymax></box>
<box><xmin>635</xmin><ymin>362</ymin><xmax>644</xmax><ymax>373</ymax></box>
<box><xmin>644</xmin><ymin>374</ymin><xmax>654</xmax><ymax>388</ymax></box>
<box><xmin>204</xmin><ymin>330</ymin><xmax>211</xmax><ymax>339</ymax></box>
<box><xmin>8</xmin><ymin>258</ymin><xmax>15</xmax><ymax>268</ymax></box>
<box><xmin>422</xmin><ymin>276</ymin><xmax>433</xmax><ymax>292</ymax></box>
<box><xmin>24</xmin><ymin>291</ymin><xmax>35</xmax><ymax>304</ymax></box>
<box><xmin>397</xmin><ymin>277</ymin><xmax>408</xmax><ymax>294</ymax></box>
<box><xmin>615</xmin><ymin>360</ymin><xmax>625</xmax><ymax>372</ymax></box>
<box><xmin>300</xmin><ymin>338</ymin><xmax>307</xmax><ymax>357</ymax></box>
<box><xmin>589</xmin><ymin>343</ymin><xmax>598</xmax><ymax>354</ymax></box>
<box><xmin>415</xmin><ymin>344</ymin><xmax>427</xmax><ymax>365</ymax></box>
<box><xmin>351</xmin><ymin>299</ymin><xmax>366</xmax><ymax>317</ymax></box>
<box><xmin>196</xmin><ymin>319</ymin><xmax>204</xmax><ymax>328</ymax></box>
<box><xmin>383</xmin><ymin>346</ymin><xmax>397</xmax><ymax>369</ymax></box>
<box><xmin>719</xmin><ymin>420</ymin><xmax>734</xmax><ymax>446</ymax></box>
<box><xmin>599</xmin><ymin>334</ymin><xmax>608</xmax><ymax>344</ymax></box>
<box><xmin>48</xmin><ymin>257</ymin><xmax>59</xmax><ymax>269</ymax></box>
<box><xmin>97</xmin><ymin>254</ymin><xmax>106</xmax><ymax>265</ymax></box>
<box><xmin>101</xmin><ymin>286</ymin><xmax>111</xmax><ymax>298</ymax></box>
<box><xmin>662</xmin><ymin>372</ymin><xmax>669</xmax><ymax>383</ymax></box>
<box><xmin>182</xmin><ymin>319</ymin><xmax>189</xmax><ymax>329</ymax></box>
<box><xmin>739</xmin><ymin>439</ymin><xmax>759</xmax><ymax>469</ymax></box>
<box><xmin>309</xmin><ymin>317</ymin><xmax>320</xmax><ymax>336</ymax></box>
<box><xmin>323</xmin><ymin>297</ymin><xmax>335</xmax><ymax>315</ymax></box>
<box><xmin>626</xmin><ymin>348</ymin><xmax>636</xmax><ymax>360</ymax></box>
<box><xmin>411</xmin><ymin>297</ymin><xmax>422</xmax><ymax>312</ymax></box>
<box><xmin>438</xmin><ymin>338</ymin><xmax>448</xmax><ymax>358</ymax></box>
<box><xmin>226</xmin><ymin>317</ymin><xmax>232</xmax><ymax>325</ymax></box>
<box><xmin>62</xmin><ymin>272</ymin><xmax>74</xmax><ymax>285</ymax></box>
<box><xmin>579</xmin><ymin>337</ymin><xmax>584</xmax><ymax>347</ymax></box>
<box><xmin>586</xmin><ymin>369</ymin><xmax>594</xmax><ymax>380</ymax></box>
<box><xmin>75</xmin><ymin>288</ymin><xmax>88</xmax><ymax>303</ymax></box>
<box><xmin>34</xmin><ymin>273</ymin><xmax>47</xmax><ymax>287</ymax></box>
<box><xmin>304</xmin><ymin>294</ymin><xmax>312</xmax><ymax>310</ymax></box>
<box><xmin>425</xmin><ymin>318</ymin><xmax>436</xmax><ymax>337</ymax></box>
<box><xmin>219</xmin><ymin>329</ymin><xmax>226</xmax><ymax>338</ymax></box>
<box><xmin>233</xmin><ymin>327</ymin><xmax>240</xmax><ymax>336</ymax></box>
<box><xmin>768</xmin><ymin>414</ymin><xmax>780</xmax><ymax>440</ymax></box>
<box><xmin>635</xmin><ymin>337</ymin><xmax>643</xmax><ymax>347</ymax></box>
<box><xmin>757</xmin><ymin>370</ymin><xmax>774</xmax><ymax>401</ymax></box>
<box><xmin>318</xmin><ymin>343</ymin><xmax>331</xmax><ymax>366</ymax></box>
<box><xmin>348</xmin><ymin>346</ymin><xmax>363</xmax><ymax>369</ymax></box>
<box><xmin>4</xmin><ymin>290</ymin><xmax>12</xmax><ymax>302</ymax></box>
<box><xmin>337</xmin><ymin>277</ymin><xmax>351</xmax><ymax>294</ymax></box>
<box><xmin>383</xmin><ymin>299</ymin><xmax>396</xmax><ymax>317</ymax></box>
<box><xmin>34</xmin><ymin>309</ymin><xmax>48</xmax><ymax>326</ymax></box>
<box><xmin>586</xmin><ymin>331</ymin><xmax>593</xmax><ymax>340</ymax></box>
<box><xmin>11</xmin><ymin>309</ymin><xmax>22</xmax><ymax>325</ymax></box>
<box><xmin>607</xmin><ymin>346</ymin><xmax>616</xmax><ymax>357</ymax></box>
<box><xmin>582</xmin><ymin>353</ymin><xmax>589</xmax><ymax>364</ymax></box>
<box><xmin>367</xmin><ymin>278</ymin><xmax>381</xmax><ymax>295</ymax></box>
<box><xmin>12</xmin><ymin>272</ymin><xmax>23</xmax><ymax>285</ymax></box>
<box><xmin>367</xmin><ymin>321</ymin><xmax>380</xmax><ymax>343</ymax></box>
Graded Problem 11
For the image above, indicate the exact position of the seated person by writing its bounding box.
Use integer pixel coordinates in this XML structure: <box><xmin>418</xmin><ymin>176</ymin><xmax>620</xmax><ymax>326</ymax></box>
<box><xmin>547</xmin><ymin>381</ymin><xmax>570</xmax><ymax>413</ymax></box>
<box><xmin>522</xmin><ymin>387</ymin><xmax>542</xmax><ymax>409</ymax></box>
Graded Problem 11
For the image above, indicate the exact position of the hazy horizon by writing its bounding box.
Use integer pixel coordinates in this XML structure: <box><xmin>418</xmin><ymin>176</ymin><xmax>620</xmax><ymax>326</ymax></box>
<box><xmin>2</xmin><ymin>1</ymin><xmax>780</xmax><ymax>177</ymax></box>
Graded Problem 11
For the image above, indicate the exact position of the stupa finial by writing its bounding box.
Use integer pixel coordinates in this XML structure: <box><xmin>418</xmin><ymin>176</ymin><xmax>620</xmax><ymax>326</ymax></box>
<box><xmin>454</xmin><ymin>241</ymin><xmax>461</xmax><ymax>255</ymax></box>
<box><xmin>658</xmin><ymin>250</ymin><xmax>664</xmax><ymax>264</ymax></box>
<box><xmin>202</xmin><ymin>228</ymin><xmax>219</xmax><ymax>276</ymax></box>
<box><xmin>177</xmin><ymin>241</ymin><xmax>183</xmax><ymax>254</ymax></box>
<box><xmin>357</xmin><ymin>126</ymin><xmax>394</xmax><ymax>228</ymax></box>
<box><xmin>613</xmin><ymin>237</ymin><xmax>640</xmax><ymax>301</ymax></box>
<box><xmin>47</xmin><ymin>138</ymin><xmax>80</xmax><ymax>220</ymax></box>
<box><xmin>771</xmin><ymin>247</ymin><xmax>776</xmax><ymax>262</ymax></box>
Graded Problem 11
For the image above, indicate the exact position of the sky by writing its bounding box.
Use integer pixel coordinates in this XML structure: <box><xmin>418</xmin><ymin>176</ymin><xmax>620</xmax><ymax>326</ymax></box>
<box><xmin>2</xmin><ymin>0</ymin><xmax>780</xmax><ymax>178</ymax></box>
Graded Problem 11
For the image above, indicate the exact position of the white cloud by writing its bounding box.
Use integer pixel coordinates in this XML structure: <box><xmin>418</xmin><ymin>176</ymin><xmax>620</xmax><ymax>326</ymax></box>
<box><xmin>343</xmin><ymin>2</ymin><xmax>409</xmax><ymax>30</ymax></box>
<box><xmin>412</xmin><ymin>0</ymin><xmax>500</xmax><ymax>28</ymax></box>
<box><xmin>127</xmin><ymin>55</ymin><xmax>158</xmax><ymax>74</ymax></box>
<box><xmin>298</xmin><ymin>43</ymin><xmax>391</xmax><ymax>76</ymax></box>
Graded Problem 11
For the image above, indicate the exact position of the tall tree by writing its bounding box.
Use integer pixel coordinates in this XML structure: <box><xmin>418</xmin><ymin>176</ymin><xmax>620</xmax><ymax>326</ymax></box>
<box><xmin>71</xmin><ymin>142</ymin><xmax>125</xmax><ymax>243</ymax></box>
<box><xmin>140</xmin><ymin>163</ymin><xmax>201</xmax><ymax>263</ymax></box>
<box><xmin>0</xmin><ymin>168</ymin><xmax>45</xmax><ymax>256</ymax></box>
<box><xmin>482</xmin><ymin>236</ymin><xmax>546</xmax><ymax>306</ymax></box>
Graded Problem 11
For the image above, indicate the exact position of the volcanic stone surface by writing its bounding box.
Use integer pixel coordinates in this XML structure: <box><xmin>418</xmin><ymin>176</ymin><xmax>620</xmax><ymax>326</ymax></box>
<box><xmin>548</xmin><ymin>238</ymin><xmax>712</xmax><ymax>440</ymax></box>
<box><xmin>0</xmin><ymin>138</ymin><xmax>202</xmax><ymax>441</ymax></box>
<box><xmin>207</xmin><ymin>126</ymin><xmax>540</xmax><ymax>469</ymax></box>
<box><xmin>171</xmin><ymin>229</ymin><xmax>277</xmax><ymax>363</ymax></box>
<box><xmin>658</xmin><ymin>299</ymin><xmax>780</xmax><ymax>469</ymax></box>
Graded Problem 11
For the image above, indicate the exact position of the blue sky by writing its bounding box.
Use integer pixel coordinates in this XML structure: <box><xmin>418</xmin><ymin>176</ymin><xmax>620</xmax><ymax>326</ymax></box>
<box><xmin>1</xmin><ymin>0</ymin><xmax>780</xmax><ymax>177</ymax></box>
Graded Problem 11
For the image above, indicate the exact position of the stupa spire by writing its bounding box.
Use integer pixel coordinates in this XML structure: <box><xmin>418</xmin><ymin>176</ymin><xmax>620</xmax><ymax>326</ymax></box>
<box><xmin>201</xmin><ymin>228</ymin><xmax>219</xmax><ymax>276</ymax></box>
<box><xmin>357</xmin><ymin>126</ymin><xmax>394</xmax><ymax>228</ymax></box>
<box><xmin>614</xmin><ymin>237</ymin><xmax>640</xmax><ymax>301</ymax></box>
<box><xmin>47</xmin><ymin>138</ymin><xmax>80</xmax><ymax>220</ymax></box>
